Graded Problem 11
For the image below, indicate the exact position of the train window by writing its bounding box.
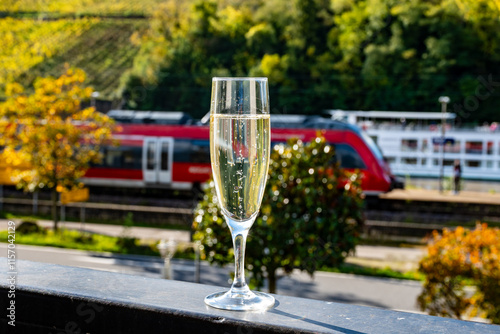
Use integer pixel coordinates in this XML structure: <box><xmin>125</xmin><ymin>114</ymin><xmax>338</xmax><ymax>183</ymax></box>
<box><xmin>95</xmin><ymin>146</ymin><xmax>142</xmax><ymax>169</ymax></box>
<box><xmin>360</xmin><ymin>132</ymin><xmax>384</xmax><ymax>161</ymax></box>
<box><xmin>421</xmin><ymin>158</ymin><xmax>427</xmax><ymax>166</ymax></box>
<box><xmin>173</xmin><ymin>140</ymin><xmax>192</xmax><ymax>162</ymax></box>
<box><xmin>334</xmin><ymin>144</ymin><xmax>366</xmax><ymax>169</ymax></box>
<box><xmin>147</xmin><ymin>142</ymin><xmax>156</xmax><ymax>169</ymax></box>
<box><xmin>191</xmin><ymin>140</ymin><xmax>210</xmax><ymax>164</ymax></box>
<box><xmin>124</xmin><ymin>147</ymin><xmax>142</xmax><ymax>169</ymax></box>
<box><xmin>161</xmin><ymin>142</ymin><xmax>170</xmax><ymax>171</ymax></box>
<box><xmin>486</xmin><ymin>161</ymin><xmax>493</xmax><ymax>169</ymax></box>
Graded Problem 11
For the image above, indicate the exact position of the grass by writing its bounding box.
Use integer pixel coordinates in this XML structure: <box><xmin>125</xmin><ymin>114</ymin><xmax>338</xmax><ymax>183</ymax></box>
<box><xmin>0</xmin><ymin>228</ymin><xmax>159</xmax><ymax>256</ymax></box>
<box><xmin>322</xmin><ymin>263</ymin><xmax>424</xmax><ymax>281</ymax></box>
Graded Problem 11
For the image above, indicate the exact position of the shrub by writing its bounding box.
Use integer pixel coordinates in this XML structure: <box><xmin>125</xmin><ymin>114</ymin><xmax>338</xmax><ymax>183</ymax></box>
<box><xmin>17</xmin><ymin>220</ymin><xmax>45</xmax><ymax>235</ymax></box>
<box><xmin>418</xmin><ymin>223</ymin><xmax>500</xmax><ymax>323</ymax></box>
<box><xmin>193</xmin><ymin>136</ymin><xmax>365</xmax><ymax>293</ymax></box>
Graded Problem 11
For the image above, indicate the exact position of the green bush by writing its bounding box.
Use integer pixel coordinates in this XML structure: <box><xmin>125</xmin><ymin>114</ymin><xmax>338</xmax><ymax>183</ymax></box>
<box><xmin>17</xmin><ymin>220</ymin><xmax>45</xmax><ymax>235</ymax></box>
<box><xmin>192</xmin><ymin>136</ymin><xmax>365</xmax><ymax>293</ymax></box>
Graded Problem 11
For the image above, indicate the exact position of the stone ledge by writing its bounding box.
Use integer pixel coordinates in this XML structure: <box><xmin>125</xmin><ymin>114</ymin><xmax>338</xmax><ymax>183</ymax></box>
<box><xmin>1</xmin><ymin>259</ymin><xmax>498</xmax><ymax>333</ymax></box>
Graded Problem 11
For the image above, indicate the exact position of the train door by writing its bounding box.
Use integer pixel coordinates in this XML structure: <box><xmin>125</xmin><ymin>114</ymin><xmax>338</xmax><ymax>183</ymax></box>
<box><xmin>143</xmin><ymin>137</ymin><xmax>174</xmax><ymax>184</ymax></box>
<box><xmin>158</xmin><ymin>138</ymin><xmax>174</xmax><ymax>183</ymax></box>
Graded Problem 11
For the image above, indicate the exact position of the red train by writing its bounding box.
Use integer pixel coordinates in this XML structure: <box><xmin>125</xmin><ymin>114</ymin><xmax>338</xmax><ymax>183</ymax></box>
<box><xmin>82</xmin><ymin>112</ymin><xmax>402</xmax><ymax>194</ymax></box>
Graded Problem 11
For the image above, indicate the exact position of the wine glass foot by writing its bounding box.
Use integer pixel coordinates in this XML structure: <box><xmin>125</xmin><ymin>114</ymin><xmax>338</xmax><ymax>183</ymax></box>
<box><xmin>205</xmin><ymin>289</ymin><xmax>275</xmax><ymax>311</ymax></box>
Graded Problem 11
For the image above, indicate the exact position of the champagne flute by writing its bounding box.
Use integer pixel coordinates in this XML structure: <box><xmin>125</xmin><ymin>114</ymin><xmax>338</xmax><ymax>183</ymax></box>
<box><xmin>205</xmin><ymin>77</ymin><xmax>274</xmax><ymax>311</ymax></box>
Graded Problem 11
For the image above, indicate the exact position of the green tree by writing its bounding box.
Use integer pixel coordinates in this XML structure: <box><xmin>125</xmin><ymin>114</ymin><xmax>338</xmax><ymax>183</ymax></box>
<box><xmin>331</xmin><ymin>0</ymin><xmax>500</xmax><ymax>120</ymax></box>
<box><xmin>192</xmin><ymin>136</ymin><xmax>364</xmax><ymax>293</ymax></box>
<box><xmin>122</xmin><ymin>0</ymin><xmax>255</xmax><ymax>114</ymax></box>
<box><xmin>0</xmin><ymin>68</ymin><xmax>115</xmax><ymax>230</ymax></box>
<box><xmin>124</xmin><ymin>0</ymin><xmax>500</xmax><ymax>122</ymax></box>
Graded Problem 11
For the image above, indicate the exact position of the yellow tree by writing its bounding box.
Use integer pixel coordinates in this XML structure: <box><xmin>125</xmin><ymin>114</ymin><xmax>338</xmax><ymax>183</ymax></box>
<box><xmin>0</xmin><ymin>67</ymin><xmax>115</xmax><ymax>230</ymax></box>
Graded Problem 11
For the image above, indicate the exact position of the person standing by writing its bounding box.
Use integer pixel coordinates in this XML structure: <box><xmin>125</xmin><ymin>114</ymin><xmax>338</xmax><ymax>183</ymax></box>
<box><xmin>453</xmin><ymin>160</ymin><xmax>462</xmax><ymax>194</ymax></box>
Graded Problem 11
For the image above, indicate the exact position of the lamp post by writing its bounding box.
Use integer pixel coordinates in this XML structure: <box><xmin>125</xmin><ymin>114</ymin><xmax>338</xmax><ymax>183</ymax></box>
<box><xmin>91</xmin><ymin>91</ymin><xmax>100</xmax><ymax>108</ymax></box>
<box><xmin>438</xmin><ymin>96</ymin><xmax>450</xmax><ymax>193</ymax></box>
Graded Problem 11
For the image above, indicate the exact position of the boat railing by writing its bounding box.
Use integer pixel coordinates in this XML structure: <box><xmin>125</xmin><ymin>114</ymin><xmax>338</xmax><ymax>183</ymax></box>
<box><xmin>362</xmin><ymin>123</ymin><xmax>499</xmax><ymax>133</ymax></box>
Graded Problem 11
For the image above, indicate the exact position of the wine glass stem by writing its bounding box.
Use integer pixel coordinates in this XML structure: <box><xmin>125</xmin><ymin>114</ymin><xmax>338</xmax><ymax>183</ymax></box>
<box><xmin>230</xmin><ymin>226</ymin><xmax>250</xmax><ymax>293</ymax></box>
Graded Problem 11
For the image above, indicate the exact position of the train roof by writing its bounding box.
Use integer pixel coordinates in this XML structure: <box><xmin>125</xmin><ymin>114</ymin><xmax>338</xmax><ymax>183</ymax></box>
<box><xmin>110</xmin><ymin>110</ymin><xmax>362</xmax><ymax>134</ymax></box>
<box><xmin>271</xmin><ymin>114</ymin><xmax>358</xmax><ymax>132</ymax></box>
<box><xmin>108</xmin><ymin>110</ymin><xmax>194</xmax><ymax>125</ymax></box>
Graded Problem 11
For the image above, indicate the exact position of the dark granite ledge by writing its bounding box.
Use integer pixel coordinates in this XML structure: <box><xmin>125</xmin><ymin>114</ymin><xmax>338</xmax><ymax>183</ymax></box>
<box><xmin>1</xmin><ymin>259</ymin><xmax>498</xmax><ymax>333</ymax></box>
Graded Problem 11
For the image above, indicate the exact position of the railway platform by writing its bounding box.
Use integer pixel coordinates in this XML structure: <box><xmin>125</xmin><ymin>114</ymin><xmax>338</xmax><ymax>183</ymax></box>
<box><xmin>380</xmin><ymin>188</ymin><xmax>500</xmax><ymax>205</ymax></box>
<box><xmin>366</xmin><ymin>188</ymin><xmax>500</xmax><ymax>235</ymax></box>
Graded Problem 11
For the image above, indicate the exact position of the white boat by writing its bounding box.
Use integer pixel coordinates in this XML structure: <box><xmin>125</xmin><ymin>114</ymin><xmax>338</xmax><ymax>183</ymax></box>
<box><xmin>326</xmin><ymin>110</ymin><xmax>500</xmax><ymax>181</ymax></box>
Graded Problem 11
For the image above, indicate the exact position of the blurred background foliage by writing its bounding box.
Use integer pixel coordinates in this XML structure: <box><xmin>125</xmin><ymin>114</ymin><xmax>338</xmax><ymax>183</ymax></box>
<box><xmin>121</xmin><ymin>0</ymin><xmax>500</xmax><ymax>122</ymax></box>
<box><xmin>418</xmin><ymin>223</ymin><xmax>500</xmax><ymax>324</ymax></box>
<box><xmin>1</xmin><ymin>0</ymin><xmax>499</xmax><ymax>122</ymax></box>
<box><xmin>192</xmin><ymin>136</ymin><xmax>365</xmax><ymax>293</ymax></box>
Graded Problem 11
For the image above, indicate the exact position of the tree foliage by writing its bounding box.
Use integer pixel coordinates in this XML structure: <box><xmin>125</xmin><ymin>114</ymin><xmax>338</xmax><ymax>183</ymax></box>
<box><xmin>0</xmin><ymin>18</ymin><xmax>95</xmax><ymax>96</ymax></box>
<box><xmin>123</xmin><ymin>0</ymin><xmax>500</xmax><ymax>123</ymax></box>
<box><xmin>418</xmin><ymin>224</ymin><xmax>500</xmax><ymax>324</ymax></box>
<box><xmin>192</xmin><ymin>136</ymin><xmax>364</xmax><ymax>293</ymax></box>
<box><xmin>0</xmin><ymin>16</ymin><xmax>146</xmax><ymax>100</ymax></box>
<box><xmin>3</xmin><ymin>1</ymin><xmax>499</xmax><ymax>122</ymax></box>
<box><xmin>0</xmin><ymin>67</ymin><xmax>115</xmax><ymax>230</ymax></box>
<box><xmin>0</xmin><ymin>0</ymin><xmax>165</xmax><ymax>16</ymax></box>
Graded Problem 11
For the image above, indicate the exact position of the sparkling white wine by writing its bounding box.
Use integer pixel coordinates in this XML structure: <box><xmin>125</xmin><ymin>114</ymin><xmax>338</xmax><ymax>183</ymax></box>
<box><xmin>210</xmin><ymin>114</ymin><xmax>270</xmax><ymax>222</ymax></box>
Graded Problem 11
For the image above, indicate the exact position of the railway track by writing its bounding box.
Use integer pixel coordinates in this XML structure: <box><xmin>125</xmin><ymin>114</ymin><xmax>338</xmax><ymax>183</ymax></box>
<box><xmin>0</xmin><ymin>197</ymin><xmax>193</xmax><ymax>215</ymax></box>
<box><xmin>2</xmin><ymin>187</ymin><xmax>498</xmax><ymax>239</ymax></box>
<box><xmin>0</xmin><ymin>190</ymin><xmax>196</xmax><ymax>227</ymax></box>
<box><xmin>366</xmin><ymin>192</ymin><xmax>500</xmax><ymax>224</ymax></box>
